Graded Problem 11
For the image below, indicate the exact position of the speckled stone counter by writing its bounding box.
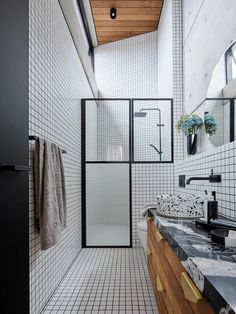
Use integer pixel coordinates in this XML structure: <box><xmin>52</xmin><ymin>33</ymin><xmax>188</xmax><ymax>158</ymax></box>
<box><xmin>148</xmin><ymin>209</ymin><xmax>236</xmax><ymax>314</ymax></box>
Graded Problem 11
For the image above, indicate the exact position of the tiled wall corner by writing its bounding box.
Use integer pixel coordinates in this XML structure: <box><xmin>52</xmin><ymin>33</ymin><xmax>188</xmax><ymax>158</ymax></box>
<box><xmin>29</xmin><ymin>0</ymin><xmax>93</xmax><ymax>312</ymax></box>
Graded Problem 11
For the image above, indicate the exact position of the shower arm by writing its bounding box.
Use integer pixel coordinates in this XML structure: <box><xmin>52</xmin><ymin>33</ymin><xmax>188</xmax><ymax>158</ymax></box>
<box><xmin>140</xmin><ymin>108</ymin><xmax>160</xmax><ymax>118</ymax></box>
<box><xmin>139</xmin><ymin>108</ymin><xmax>163</xmax><ymax>161</ymax></box>
<box><xmin>139</xmin><ymin>109</ymin><xmax>164</xmax><ymax>127</ymax></box>
<box><xmin>149</xmin><ymin>144</ymin><xmax>162</xmax><ymax>155</ymax></box>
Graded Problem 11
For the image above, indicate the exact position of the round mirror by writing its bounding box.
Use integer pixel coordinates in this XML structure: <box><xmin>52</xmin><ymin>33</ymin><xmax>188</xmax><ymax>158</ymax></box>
<box><xmin>205</xmin><ymin>40</ymin><xmax>236</xmax><ymax>147</ymax></box>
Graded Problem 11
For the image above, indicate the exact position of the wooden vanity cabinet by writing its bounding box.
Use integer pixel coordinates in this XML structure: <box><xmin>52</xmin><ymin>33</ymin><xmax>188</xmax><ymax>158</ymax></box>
<box><xmin>147</xmin><ymin>218</ymin><xmax>214</xmax><ymax>314</ymax></box>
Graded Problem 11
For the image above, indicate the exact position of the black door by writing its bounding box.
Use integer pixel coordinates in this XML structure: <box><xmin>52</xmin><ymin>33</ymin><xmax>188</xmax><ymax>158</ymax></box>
<box><xmin>0</xmin><ymin>1</ymin><xmax>29</xmax><ymax>313</ymax></box>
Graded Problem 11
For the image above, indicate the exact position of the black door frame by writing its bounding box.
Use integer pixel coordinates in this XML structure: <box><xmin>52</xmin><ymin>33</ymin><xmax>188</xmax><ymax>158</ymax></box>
<box><xmin>81</xmin><ymin>98</ymin><xmax>174</xmax><ymax>248</ymax></box>
<box><xmin>0</xmin><ymin>0</ymin><xmax>29</xmax><ymax>312</ymax></box>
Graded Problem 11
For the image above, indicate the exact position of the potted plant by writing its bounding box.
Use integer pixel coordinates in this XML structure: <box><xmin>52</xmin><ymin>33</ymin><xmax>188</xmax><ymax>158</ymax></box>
<box><xmin>204</xmin><ymin>113</ymin><xmax>217</xmax><ymax>137</ymax></box>
<box><xmin>176</xmin><ymin>114</ymin><xmax>203</xmax><ymax>155</ymax></box>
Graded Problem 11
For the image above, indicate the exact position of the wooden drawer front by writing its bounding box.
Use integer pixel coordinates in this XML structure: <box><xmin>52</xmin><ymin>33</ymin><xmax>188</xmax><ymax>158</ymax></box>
<box><xmin>156</xmin><ymin>250</ymin><xmax>194</xmax><ymax>314</ymax></box>
<box><xmin>147</xmin><ymin>218</ymin><xmax>159</xmax><ymax>240</ymax></box>
<box><xmin>147</xmin><ymin>225</ymin><xmax>157</xmax><ymax>273</ymax></box>
<box><xmin>148</xmin><ymin>256</ymin><xmax>168</xmax><ymax>314</ymax></box>
<box><xmin>148</xmin><ymin>221</ymin><xmax>167</xmax><ymax>314</ymax></box>
<box><xmin>155</xmin><ymin>272</ymin><xmax>170</xmax><ymax>313</ymax></box>
<box><xmin>147</xmin><ymin>254</ymin><xmax>157</xmax><ymax>296</ymax></box>
<box><xmin>155</xmin><ymin>262</ymin><xmax>174</xmax><ymax>314</ymax></box>
<box><xmin>159</xmin><ymin>231</ymin><xmax>214</xmax><ymax>314</ymax></box>
<box><xmin>148</xmin><ymin>218</ymin><xmax>166</xmax><ymax>252</ymax></box>
<box><xmin>181</xmin><ymin>272</ymin><xmax>214</xmax><ymax>314</ymax></box>
<box><xmin>147</xmin><ymin>219</ymin><xmax>214</xmax><ymax>314</ymax></box>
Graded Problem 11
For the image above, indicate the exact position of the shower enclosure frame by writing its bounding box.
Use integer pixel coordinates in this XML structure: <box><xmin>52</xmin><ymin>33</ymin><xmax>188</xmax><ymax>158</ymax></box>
<box><xmin>81</xmin><ymin>98</ymin><xmax>174</xmax><ymax>248</ymax></box>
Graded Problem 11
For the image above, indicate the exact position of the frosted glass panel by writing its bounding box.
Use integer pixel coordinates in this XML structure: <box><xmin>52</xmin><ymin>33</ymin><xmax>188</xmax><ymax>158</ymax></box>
<box><xmin>86</xmin><ymin>164</ymin><xmax>130</xmax><ymax>246</ymax></box>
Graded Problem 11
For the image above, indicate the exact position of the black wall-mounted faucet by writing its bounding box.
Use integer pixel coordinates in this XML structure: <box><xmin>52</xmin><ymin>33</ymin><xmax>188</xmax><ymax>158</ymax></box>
<box><xmin>186</xmin><ymin>169</ymin><xmax>221</xmax><ymax>185</ymax></box>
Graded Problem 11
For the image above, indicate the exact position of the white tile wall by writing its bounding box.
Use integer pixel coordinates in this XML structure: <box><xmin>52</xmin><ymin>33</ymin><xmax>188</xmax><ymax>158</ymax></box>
<box><xmin>94</xmin><ymin>31</ymin><xmax>159</xmax><ymax>99</ymax></box>
<box><xmin>132</xmin><ymin>164</ymin><xmax>174</xmax><ymax>246</ymax></box>
<box><xmin>133</xmin><ymin>100</ymin><xmax>172</xmax><ymax>162</ymax></box>
<box><xmin>97</xmin><ymin>101</ymin><xmax>130</xmax><ymax>161</ymax></box>
<box><xmin>172</xmin><ymin>0</ymin><xmax>184</xmax><ymax>162</ymax></box>
<box><xmin>29</xmin><ymin>0</ymin><xmax>94</xmax><ymax>313</ymax></box>
<box><xmin>95</xmin><ymin>33</ymin><xmax>160</xmax><ymax>247</ymax></box>
<box><xmin>86</xmin><ymin>100</ymin><xmax>98</xmax><ymax>161</ymax></box>
<box><xmin>84</xmin><ymin>99</ymin><xmax>174</xmax><ymax>246</ymax></box>
<box><xmin>94</xmin><ymin>0</ymin><xmax>183</xmax><ymax>247</ymax></box>
<box><xmin>92</xmin><ymin>99</ymin><xmax>173</xmax><ymax>163</ymax></box>
<box><xmin>174</xmin><ymin>141</ymin><xmax>236</xmax><ymax>220</ymax></box>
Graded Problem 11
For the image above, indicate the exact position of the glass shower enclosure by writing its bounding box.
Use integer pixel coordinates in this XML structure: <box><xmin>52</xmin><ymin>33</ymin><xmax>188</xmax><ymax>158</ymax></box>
<box><xmin>82</xmin><ymin>99</ymin><xmax>173</xmax><ymax>247</ymax></box>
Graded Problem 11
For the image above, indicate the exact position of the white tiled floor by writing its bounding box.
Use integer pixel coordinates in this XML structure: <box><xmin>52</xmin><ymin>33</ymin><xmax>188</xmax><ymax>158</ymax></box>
<box><xmin>42</xmin><ymin>248</ymin><xmax>158</xmax><ymax>314</ymax></box>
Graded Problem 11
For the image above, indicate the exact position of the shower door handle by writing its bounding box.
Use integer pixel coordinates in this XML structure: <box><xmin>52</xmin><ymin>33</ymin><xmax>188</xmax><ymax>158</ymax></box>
<box><xmin>0</xmin><ymin>163</ymin><xmax>30</xmax><ymax>173</ymax></box>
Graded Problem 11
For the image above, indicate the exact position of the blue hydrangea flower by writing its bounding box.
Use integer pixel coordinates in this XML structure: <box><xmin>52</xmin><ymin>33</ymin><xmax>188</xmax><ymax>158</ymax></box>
<box><xmin>204</xmin><ymin>113</ymin><xmax>217</xmax><ymax>135</ymax></box>
<box><xmin>177</xmin><ymin>114</ymin><xmax>203</xmax><ymax>135</ymax></box>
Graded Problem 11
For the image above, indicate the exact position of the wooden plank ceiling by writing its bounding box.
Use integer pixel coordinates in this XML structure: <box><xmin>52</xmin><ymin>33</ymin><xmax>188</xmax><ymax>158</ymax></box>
<box><xmin>90</xmin><ymin>0</ymin><xmax>164</xmax><ymax>45</ymax></box>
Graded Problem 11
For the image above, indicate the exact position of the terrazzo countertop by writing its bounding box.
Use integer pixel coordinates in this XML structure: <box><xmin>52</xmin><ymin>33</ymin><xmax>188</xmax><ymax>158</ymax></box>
<box><xmin>148</xmin><ymin>209</ymin><xmax>236</xmax><ymax>314</ymax></box>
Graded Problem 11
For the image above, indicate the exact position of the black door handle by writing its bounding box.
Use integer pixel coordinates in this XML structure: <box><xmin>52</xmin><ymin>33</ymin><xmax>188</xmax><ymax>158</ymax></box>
<box><xmin>0</xmin><ymin>164</ymin><xmax>30</xmax><ymax>172</ymax></box>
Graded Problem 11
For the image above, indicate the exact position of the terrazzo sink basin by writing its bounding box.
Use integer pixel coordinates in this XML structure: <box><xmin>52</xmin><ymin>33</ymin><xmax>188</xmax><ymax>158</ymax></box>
<box><xmin>156</xmin><ymin>194</ymin><xmax>205</xmax><ymax>219</ymax></box>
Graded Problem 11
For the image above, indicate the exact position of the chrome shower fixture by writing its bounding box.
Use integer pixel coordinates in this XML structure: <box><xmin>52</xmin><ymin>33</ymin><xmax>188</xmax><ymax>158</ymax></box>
<box><xmin>133</xmin><ymin>111</ymin><xmax>147</xmax><ymax>117</ymax></box>
<box><xmin>133</xmin><ymin>107</ymin><xmax>164</xmax><ymax>161</ymax></box>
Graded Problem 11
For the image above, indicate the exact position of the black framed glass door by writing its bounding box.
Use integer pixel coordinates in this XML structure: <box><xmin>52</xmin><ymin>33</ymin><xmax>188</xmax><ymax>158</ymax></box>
<box><xmin>82</xmin><ymin>98</ymin><xmax>173</xmax><ymax>247</ymax></box>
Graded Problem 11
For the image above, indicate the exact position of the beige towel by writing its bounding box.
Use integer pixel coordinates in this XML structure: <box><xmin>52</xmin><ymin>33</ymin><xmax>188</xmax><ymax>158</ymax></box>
<box><xmin>34</xmin><ymin>138</ymin><xmax>66</xmax><ymax>250</ymax></box>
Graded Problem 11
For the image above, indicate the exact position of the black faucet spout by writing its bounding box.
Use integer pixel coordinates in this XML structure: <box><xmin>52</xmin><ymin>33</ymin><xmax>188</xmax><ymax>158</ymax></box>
<box><xmin>186</xmin><ymin>169</ymin><xmax>221</xmax><ymax>185</ymax></box>
<box><xmin>186</xmin><ymin>177</ymin><xmax>209</xmax><ymax>185</ymax></box>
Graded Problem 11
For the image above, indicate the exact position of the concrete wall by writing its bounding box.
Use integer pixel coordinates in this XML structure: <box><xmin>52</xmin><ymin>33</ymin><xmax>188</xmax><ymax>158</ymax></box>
<box><xmin>183</xmin><ymin>0</ymin><xmax>236</xmax><ymax>114</ymax></box>
<box><xmin>157</xmin><ymin>0</ymin><xmax>173</xmax><ymax>98</ymax></box>
<box><xmin>176</xmin><ymin>0</ymin><xmax>236</xmax><ymax>222</ymax></box>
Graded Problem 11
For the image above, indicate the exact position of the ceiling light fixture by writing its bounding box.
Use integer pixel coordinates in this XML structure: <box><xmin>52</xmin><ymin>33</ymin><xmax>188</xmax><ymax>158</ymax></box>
<box><xmin>110</xmin><ymin>8</ymin><xmax>116</xmax><ymax>19</ymax></box>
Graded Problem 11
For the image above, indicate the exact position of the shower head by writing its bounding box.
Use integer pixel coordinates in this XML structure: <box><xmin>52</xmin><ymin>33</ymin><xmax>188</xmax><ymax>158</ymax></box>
<box><xmin>134</xmin><ymin>111</ymin><xmax>147</xmax><ymax>117</ymax></box>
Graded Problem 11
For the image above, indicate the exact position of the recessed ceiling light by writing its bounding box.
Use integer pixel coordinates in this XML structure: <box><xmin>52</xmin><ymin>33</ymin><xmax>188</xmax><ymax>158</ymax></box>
<box><xmin>110</xmin><ymin>8</ymin><xmax>116</xmax><ymax>19</ymax></box>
